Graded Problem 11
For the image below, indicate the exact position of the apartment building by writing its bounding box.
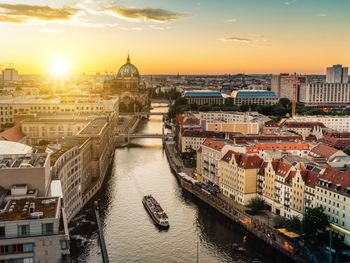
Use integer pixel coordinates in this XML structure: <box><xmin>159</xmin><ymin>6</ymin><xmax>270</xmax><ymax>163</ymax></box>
<box><xmin>294</xmin><ymin>115</ymin><xmax>350</xmax><ymax>132</ymax></box>
<box><xmin>22</xmin><ymin>115</ymin><xmax>92</xmax><ymax>145</ymax></box>
<box><xmin>281</xmin><ymin>121</ymin><xmax>325</xmax><ymax>138</ymax></box>
<box><xmin>0</xmin><ymin>95</ymin><xmax>119</xmax><ymax>128</ymax></box>
<box><xmin>258</xmin><ymin>161</ymin><xmax>295</xmax><ymax>217</ymax></box>
<box><xmin>0</xmin><ymin>141</ymin><xmax>51</xmax><ymax>196</ymax></box>
<box><xmin>219</xmin><ymin>151</ymin><xmax>262</xmax><ymax>205</ymax></box>
<box><xmin>50</xmin><ymin>138</ymin><xmax>92</xmax><ymax>222</ymax></box>
<box><xmin>191</xmin><ymin>111</ymin><xmax>268</xmax><ymax>124</ymax></box>
<box><xmin>299</xmin><ymin>82</ymin><xmax>350</xmax><ymax>107</ymax></box>
<box><xmin>315</xmin><ymin>168</ymin><xmax>350</xmax><ymax>245</ymax></box>
<box><xmin>0</xmin><ymin>194</ymin><xmax>70</xmax><ymax>263</ymax></box>
<box><xmin>271</xmin><ymin>73</ymin><xmax>307</xmax><ymax>100</ymax></box>
<box><xmin>180</xmin><ymin>130</ymin><xmax>226</xmax><ymax>153</ymax></box>
<box><xmin>76</xmin><ymin>117</ymin><xmax>116</xmax><ymax>205</ymax></box>
<box><xmin>326</xmin><ymin>64</ymin><xmax>348</xmax><ymax>84</ymax></box>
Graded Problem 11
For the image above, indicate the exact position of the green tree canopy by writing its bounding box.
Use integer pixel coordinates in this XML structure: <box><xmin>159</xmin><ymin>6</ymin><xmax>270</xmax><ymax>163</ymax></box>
<box><xmin>302</xmin><ymin>207</ymin><xmax>330</xmax><ymax>236</ymax></box>
<box><xmin>247</xmin><ymin>197</ymin><xmax>266</xmax><ymax>215</ymax></box>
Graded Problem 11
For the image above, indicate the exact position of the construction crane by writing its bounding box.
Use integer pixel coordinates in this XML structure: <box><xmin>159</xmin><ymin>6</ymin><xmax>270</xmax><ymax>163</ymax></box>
<box><xmin>292</xmin><ymin>82</ymin><xmax>297</xmax><ymax>119</ymax></box>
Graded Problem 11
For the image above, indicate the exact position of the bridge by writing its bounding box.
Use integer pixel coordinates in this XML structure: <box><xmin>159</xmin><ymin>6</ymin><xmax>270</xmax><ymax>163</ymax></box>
<box><xmin>116</xmin><ymin>130</ymin><xmax>174</xmax><ymax>144</ymax></box>
<box><xmin>120</xmin><ymin>112</ymin><xmax>166</xmax><ymax>117</ymax></box>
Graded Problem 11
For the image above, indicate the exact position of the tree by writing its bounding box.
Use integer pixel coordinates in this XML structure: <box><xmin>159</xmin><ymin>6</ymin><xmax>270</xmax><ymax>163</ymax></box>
<box><xmin>279</xmin><ymin>98</ymin><xmax>291</xmax><ymax>109</ymax></box>
<box><xmin>302</xmin><ymin>207</ymin><xmax>330</xmax><ymax>236</ymax></box>
<box><xmin>343</xmin><ymin>146</ymin><xmax>350</xmax><ymax>156</ymax></box>
<box><xmin>285</xmin><ymin>216</ymin><xmax>302</xmax><ymax>233</ymax></box>
<box><xmin>272</xmin><ymin>104</ymin><xmax>287</xmax><ymax>117</ymax></box>
<box><xmin>273</xmin><ymin>215</ymin><xmax>288</xmax><ymax>228</ymax></box>
<box><xmin>247</xmin><ymin>197</ymin><xmax>266</xmax><ymax>215</ymax></box>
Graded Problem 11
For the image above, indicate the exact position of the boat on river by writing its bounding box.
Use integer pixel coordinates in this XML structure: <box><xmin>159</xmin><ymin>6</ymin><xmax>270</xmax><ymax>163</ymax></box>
<box><xmin>142</xmin><ymin>195</ymin><xmax>169</xmax><ymax>228</ymax></box>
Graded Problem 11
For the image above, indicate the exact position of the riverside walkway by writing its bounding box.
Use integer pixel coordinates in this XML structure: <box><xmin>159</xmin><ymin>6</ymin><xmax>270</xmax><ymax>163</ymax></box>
<box><xmin>164</xmin><ymin>141</ymin><xmax>312</xmax><ymax>263</ymax></box>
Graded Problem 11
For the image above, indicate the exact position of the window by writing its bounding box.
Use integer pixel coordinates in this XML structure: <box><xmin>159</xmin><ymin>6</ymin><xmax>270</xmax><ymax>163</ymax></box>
<box><xmin>0</xmin><ymin>226</ymin><xmax>4</xmax><ymax>237</ymax></box>
<box><xmin>60</xmin><ymin>240</ymin><xmax>69</xmax><ymax>250</ymax></box>
<box><xmin>42</xmin><ymin>223</ymin><xmax>54</xmax><ymax>235</ymax></box>
<box><xmin>17</xmin><ymin>225</ymin><xmax>30</xmax><ymax>237</ymax></box>
<box><xmin>23</xmin><ymin>243</ymin><xmax>33</xmax><ymax>253</ymax></box>
<box><xmin>10</xmin><ymin>257</ymin><xmax>34</xmax><ymax>263</ymax></box>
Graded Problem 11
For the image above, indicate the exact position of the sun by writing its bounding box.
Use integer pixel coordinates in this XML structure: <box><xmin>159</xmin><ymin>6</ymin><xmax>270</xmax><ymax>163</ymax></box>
<box><xmin>50</xmin><ymin>56</ymin><xmax>70</xmax><ymax>77</ymax></box>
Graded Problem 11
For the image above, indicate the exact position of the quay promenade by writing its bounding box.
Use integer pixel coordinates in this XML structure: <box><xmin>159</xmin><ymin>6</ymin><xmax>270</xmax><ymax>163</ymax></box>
<box><xmin>164</xmin><ymin>141</ymin><xmax>312</xmax><ymax>263</ymax></box>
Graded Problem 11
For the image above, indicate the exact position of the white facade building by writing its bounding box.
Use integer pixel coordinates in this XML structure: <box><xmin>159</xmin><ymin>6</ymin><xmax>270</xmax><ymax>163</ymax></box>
<box><xmin>2</xmin><ymin>68</ymin><xmax>19</xmax><ymax>82</ymax></box>
<box><xmin>294</xmin><ymin>115</ymin><xmax>350</xmax><ymax>132</ymax></box>
<box><xmin>326</xmin><ymin>64</ymin><xmax>348</xmax><ymax>84</ymax></box>
<box><xmin>299</xmin><ymin>82</ymin><xmax>350</xmax><ymax>106</ymax></box>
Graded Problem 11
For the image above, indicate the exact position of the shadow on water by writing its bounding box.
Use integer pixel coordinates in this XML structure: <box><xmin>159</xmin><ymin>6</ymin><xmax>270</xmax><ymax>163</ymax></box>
<box><xmin>69</xmin><ymin>106</ymin><xmax>294</xmax><ymax>263</ymax></box>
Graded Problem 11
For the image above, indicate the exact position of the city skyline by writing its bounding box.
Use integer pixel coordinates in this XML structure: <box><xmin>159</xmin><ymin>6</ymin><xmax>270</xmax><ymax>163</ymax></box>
<box><xmin>0</xmin><ymin>0</ymin><xmax>349</xmax><ymax>74</ymax></box>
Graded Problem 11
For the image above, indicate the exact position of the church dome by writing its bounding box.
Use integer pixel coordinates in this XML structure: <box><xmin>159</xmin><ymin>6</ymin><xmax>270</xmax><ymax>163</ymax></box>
<box><xmin>117</xmin><ymin>54</ymin><xmax>140</xmax><ymax>78</ymax></box>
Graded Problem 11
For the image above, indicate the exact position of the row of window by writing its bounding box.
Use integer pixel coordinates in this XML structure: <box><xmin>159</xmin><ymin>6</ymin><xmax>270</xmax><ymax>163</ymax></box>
<box><xmin>0</xmin><ymin>223</ymin><xmax>54</xmax><ymax>238</ymax></box>
<box><xmin>0</xmin><ymin>243</ymin><xmax>33</xmax><ymax>254</ymax></box>
<box><xmin>0</xmin><ymin>257</ymin><xmax>33</xmax><ymax>263</ymax></box>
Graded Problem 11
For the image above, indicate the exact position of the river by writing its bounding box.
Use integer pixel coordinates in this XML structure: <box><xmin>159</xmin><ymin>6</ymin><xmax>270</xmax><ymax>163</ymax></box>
<box><xmin>69</xmin><ymin>104</ymin><xmax>293</xmax><ymax>263</ymax></box>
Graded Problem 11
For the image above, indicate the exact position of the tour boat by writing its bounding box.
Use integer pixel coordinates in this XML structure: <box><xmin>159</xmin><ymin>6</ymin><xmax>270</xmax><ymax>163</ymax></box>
<box><xmin>142</xmin><ymin>195</ymin><xmax>169</xmax><ymax>228</ymax></box>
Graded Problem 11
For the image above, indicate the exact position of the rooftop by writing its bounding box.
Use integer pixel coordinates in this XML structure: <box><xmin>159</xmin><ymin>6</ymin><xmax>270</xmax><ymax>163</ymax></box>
<box><xmin>0</xmin><ymin>126</ymin><xmax>26</xmax><ymax>142</ymax></box>
<box><xmin>283</xmin><ymin>121</ymin><xmax>326</xmax><ymax>129</ymax></box>
<box><xmin>309</xmin><ymin>143</ymin><xmax>340</xmax><ymax>159</ymax></box>
<box><xmin>78</xmin><ymin>118</ymin><xmax>108</xmax><ymax>136</ymax></box>
<box><xmin>202</xmin><ymin>138</ymin><xmax>226</xmax><ymax>151</ymax></box>
<box><xmin>231</xmin><ymin>90</ymin><xmax>277</xmax><ymax>99</ymax></box>
<box><xmin>0</xmin><ymin>141</ymin><xmax>33</xmax><ymax>156</ymax></box>
<box><xmin>183</xmin><ymin>90</ymin><xmax>223</xmax><ymax>98</ymax></box>
<box><xmin>0</xmin><ymin>197</ymin><xmax>59</xmax><ymax>222</ymax></box>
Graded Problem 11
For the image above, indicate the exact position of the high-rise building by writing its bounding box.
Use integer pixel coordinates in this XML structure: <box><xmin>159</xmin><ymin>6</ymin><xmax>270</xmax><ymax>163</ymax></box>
<box><xmin>271</xmin><ymin>73</ymin><xmax>307</xmax><ymax>100</ymax></box>
<box><xmin>2</xmin><ymin>68</ymin><xmax>19</xmax><ymax>82</ymax></box>
<box><xmin>326</xmin><ymin>64</ymin><xmax>348</xmax><ymax>83</ymax></box>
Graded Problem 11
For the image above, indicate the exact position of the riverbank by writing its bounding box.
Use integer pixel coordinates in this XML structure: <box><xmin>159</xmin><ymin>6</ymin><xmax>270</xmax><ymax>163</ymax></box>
<box><xmin>164</xmin><ymin>141</ymin><xmax>310</xmax><ymax>263</ymax></box>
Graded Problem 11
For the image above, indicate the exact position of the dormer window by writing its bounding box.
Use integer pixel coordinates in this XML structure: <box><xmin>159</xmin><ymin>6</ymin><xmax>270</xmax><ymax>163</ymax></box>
<box><xmin>345</xmin><ymin>187</ymin><xmax>350</xmax><ymax>195</ymax></box>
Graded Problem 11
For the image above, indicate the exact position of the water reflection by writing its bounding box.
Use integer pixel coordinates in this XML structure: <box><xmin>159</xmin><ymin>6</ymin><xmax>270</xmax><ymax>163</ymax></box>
<box><xmin>70</xmin><ymin>106</ymin><xmax>293</xmax><ymax>263</ymax></box>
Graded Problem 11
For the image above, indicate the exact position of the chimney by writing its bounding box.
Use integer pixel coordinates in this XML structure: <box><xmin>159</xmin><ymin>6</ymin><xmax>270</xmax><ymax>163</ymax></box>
<box><xmin>29</xmin><ymin>202</ymin><xmax>35</xmax><ymax>214</ymax></box>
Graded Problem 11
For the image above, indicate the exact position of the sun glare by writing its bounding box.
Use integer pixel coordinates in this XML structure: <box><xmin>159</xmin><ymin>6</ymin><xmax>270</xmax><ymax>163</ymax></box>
<box><xmin>50</xmin><ymin>56</ymin><xmax>70</xmax><ymax>77</ymax></box>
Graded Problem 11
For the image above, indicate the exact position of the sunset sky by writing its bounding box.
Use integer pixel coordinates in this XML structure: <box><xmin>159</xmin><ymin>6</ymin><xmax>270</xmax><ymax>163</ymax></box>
<box><xmin>0</xmin><ymin>0</ymin><xmax>349</xmax><ymax>75</ymax></box>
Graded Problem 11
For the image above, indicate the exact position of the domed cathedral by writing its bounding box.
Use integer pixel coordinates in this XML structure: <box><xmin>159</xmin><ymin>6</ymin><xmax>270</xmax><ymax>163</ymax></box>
<box><xmin>104</xmin><ymin>54</ymin><xmax>148</xmax><ymax>112</ymax></box>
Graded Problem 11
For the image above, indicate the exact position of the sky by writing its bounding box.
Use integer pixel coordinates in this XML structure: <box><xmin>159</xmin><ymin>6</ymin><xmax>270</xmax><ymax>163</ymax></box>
<box><xmin>0</xmin><ymin>0</ymin><xmax>349</xmax><ymax>75</ymax></box>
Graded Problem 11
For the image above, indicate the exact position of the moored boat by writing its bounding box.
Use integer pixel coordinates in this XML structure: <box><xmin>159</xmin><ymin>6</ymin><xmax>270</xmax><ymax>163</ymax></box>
<box><xmin>142</xmin><ymin>195</ymin><xmax>169</xmax><ymax>228</ymax></box>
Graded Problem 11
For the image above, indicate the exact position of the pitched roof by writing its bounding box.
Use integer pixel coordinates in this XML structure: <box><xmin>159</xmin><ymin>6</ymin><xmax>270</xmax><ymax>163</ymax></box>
<box><xmin>264</xmin><ymin>119</ymin><xmax>279</xmax><ymax>128</ymax></box>
<box><xmin>182</xmin><ymin>130</ymin><xmax>225</xmax><ymax>139</ymax></box>
<box><xmin>203</xmin><ymin>138</ymin><xmax>225</xmax><ymax>151</ymax></box>
<box><xmin>0</xmin><ymin>126</ymin><xmax>26</xmax><ymax>142</ymax></box>
<box><xmin>301</xmin><ymin>170</ymin><xmax>319</xmax><ymax>188</ymax></box>
<box><xmin>310</xmin><ymin>143</ymin><xmax>339</xmax><ymax>159</ymax></box>
<box><xmin>283</xmin><ymin>121</ymin><xmax>326</xmax><ymax>129</ymax></box>
<box><xmin>238</xmin><ymin>154</ymin><xmax>262</xmax><ymax>169</ymax></box>
<box><xmin>318</xmin><ymin>168</ymin><xmax>350</xmax><ymax>194</ymax></box>
<box><xmin>274</xmin><ymin>161</ymin><xmax>293</xmax><ymax>177</ymax></box>
<box><xmin>221</xmin><ymin>150</ymin><xmax>262</xmax><ymax>169</ymax></box>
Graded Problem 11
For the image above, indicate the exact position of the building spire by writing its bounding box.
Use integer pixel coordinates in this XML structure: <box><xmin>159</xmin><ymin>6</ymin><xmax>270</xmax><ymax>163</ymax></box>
<box><xmin>127</xmin><ymin>52</ymin><xmax>130</xmax><ymax>64</ymax></box>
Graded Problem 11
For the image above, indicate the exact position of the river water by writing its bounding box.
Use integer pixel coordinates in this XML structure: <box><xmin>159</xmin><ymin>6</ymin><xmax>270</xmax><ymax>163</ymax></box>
<box><xmin>70</xmin><ymin>105</ymin><xmax>293</xmax><ymax>263</ymax></box>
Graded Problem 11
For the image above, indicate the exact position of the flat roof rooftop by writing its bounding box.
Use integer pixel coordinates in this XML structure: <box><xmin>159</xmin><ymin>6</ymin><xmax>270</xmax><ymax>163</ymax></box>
<box><xmin>0</xmin><ymin>197</ymin><xmax>59</xmax><ymax>222</ymax></box>
<box><xmin>78</xmin><ymin>118</ymin><xmax>108</xmax><ymax>136</ymax></box>
<box><xmin>0</xmin><ymin>141</ymin><xmax>33</xmax><ymax>156</ymax></box>
<box><xmin>0</xmin><ymin>153</ymin><xmax>47</xmax><ymax>169</ymax></box>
